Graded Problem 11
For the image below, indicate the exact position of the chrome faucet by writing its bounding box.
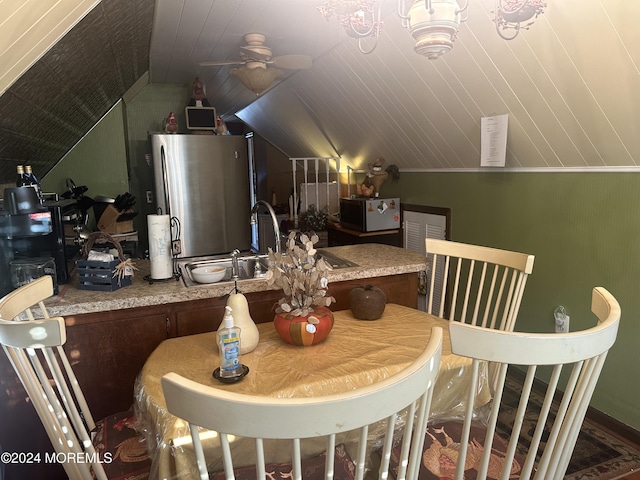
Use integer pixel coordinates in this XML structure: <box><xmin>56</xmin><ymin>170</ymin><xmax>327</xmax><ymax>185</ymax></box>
<box><xmin>250</xmin><ymin>200</ymin><xmax>281</xmax><ymax>253</ymax></box>
<box><xmin>230</xmin><ymin>248</ymin><xmax>240</xmax><ymax>280</ymax></box>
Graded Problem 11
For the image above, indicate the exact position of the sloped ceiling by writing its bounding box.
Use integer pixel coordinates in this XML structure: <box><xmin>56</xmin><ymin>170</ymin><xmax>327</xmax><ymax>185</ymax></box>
<box><xmin>0</xmin><ymin>0</ymin><xmax>154</xmax><ymax>184</ymax></box>
<box><xmin>236</xmin><ymin>1</ymin><xmax>640</xmax><ymax>171</ymax></box>
<box><xmin>1</xmin><ymin>0</ymin><xmax>640</xmax><ymax>184</ymax></box>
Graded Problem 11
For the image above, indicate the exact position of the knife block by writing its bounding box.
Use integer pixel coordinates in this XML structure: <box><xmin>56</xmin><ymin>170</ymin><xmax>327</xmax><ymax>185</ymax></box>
<box><xmin>97</xmin><ymin>204</ymin><xmax>135</xmax><ymax>234</ymax></box>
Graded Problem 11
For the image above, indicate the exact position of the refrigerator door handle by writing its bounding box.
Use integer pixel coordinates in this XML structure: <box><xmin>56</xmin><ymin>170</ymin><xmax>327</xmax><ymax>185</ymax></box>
<box><xmin>160</xmin><ymin>145</ymin><xmax>171</xmax><ymax>215</ymax></box>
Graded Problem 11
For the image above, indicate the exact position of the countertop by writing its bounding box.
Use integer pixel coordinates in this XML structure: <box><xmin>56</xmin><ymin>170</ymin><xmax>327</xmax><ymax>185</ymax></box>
<box><xmin>44</xmin><ymin>244</ymin><xmax>427</xmax><ymax>317</ymax></box>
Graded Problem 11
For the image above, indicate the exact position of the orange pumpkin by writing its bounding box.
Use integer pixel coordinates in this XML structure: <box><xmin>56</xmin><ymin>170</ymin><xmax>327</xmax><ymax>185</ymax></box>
<box><xmin>273</xmin><ymin>307</ymin><xmax>334</xmax><ymax>346</ymax></box>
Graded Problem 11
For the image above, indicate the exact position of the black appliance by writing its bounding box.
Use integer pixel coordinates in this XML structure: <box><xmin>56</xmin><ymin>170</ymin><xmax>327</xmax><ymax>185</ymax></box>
<box><xmin>0</xmin><ymin>188</ymin><xmax>73</xmax><ymax>297</ymax></box>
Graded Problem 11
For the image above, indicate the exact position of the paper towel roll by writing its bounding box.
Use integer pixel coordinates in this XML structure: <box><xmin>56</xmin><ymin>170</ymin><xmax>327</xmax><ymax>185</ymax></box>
<box><xmin>148</xmin><ymin>214</ymin><xmax>173</xmax><ymax>280</ymax></box>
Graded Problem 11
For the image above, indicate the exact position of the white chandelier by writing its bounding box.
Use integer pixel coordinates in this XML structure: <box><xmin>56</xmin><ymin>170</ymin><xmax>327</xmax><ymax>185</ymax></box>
<box><xmin>318</xmin><ymin>0</ymin><xmax>546</xmax><ymax>59</ymax></box>
<box><xmin>494</xmin><ymin>0</ymin><xmax>546</xmax><ymax>40</ymax></box>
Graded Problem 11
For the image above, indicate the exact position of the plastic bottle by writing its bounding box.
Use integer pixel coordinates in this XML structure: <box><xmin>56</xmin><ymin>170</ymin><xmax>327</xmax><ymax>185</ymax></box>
<box><xmin>215</xmin><ymin>293</ymin><xmax>259</xmax><ymax>354</ymax></box>
<box><xmin>217</xmin><ymin>306</ymin><xmax>243</xmax><ymax>378</ymax></box>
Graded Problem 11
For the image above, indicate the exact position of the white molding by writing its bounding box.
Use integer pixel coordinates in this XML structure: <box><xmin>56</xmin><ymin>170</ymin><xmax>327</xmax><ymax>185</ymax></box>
<box><xmin>399</xmin><ymin>167</ymin><xmax>640</xmax><ymax>173</ymax></box>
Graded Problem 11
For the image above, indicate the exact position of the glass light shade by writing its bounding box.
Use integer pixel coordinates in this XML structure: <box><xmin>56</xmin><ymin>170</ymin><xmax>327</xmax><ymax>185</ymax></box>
<box><xmin>407</xmin><ymin>0</ymin><xmax>462</xmax><ymax>60</ymax></box>
<box><xmin>230</xmin><ymin>66</ymin><xmax>284</xmax><ymax>95</ymax></box>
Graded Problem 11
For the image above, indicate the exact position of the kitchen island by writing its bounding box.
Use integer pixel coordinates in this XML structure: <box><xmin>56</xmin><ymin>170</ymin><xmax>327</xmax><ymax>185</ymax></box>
<box><xmin>0</xmin><ymin>244</ymin><xmax>428</xmax><ymax>480</ymax></box>
<box><xmin>49</xmin><ymin>244</ymin><xmax>427</xmax><ymax>415</ymax></box>
<box><xmin>44</xmin><ymin>243</ymin><xmax>427</xmax><ymax>316</ymax></box>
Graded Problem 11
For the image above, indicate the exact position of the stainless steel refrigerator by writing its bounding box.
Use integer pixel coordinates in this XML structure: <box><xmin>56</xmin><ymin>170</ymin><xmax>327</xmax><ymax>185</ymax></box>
<box><xmin>150</xmin><ymin>133</ymin><xmax>251</xmax><ymax>257</ymax></box>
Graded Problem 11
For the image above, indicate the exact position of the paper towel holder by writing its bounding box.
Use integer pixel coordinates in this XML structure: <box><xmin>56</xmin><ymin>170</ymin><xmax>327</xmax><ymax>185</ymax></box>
<box><xmin>146</xmin><ymin>213</ymin><xmax>182</xmax><ymax>284</ymax></box>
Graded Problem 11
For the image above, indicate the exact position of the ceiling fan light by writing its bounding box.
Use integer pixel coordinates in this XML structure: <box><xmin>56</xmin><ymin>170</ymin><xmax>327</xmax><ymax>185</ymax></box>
<box><xmin>231</xmin><ymin>66</ymin><xmax>284</xmax><ymax>95</ymax></box>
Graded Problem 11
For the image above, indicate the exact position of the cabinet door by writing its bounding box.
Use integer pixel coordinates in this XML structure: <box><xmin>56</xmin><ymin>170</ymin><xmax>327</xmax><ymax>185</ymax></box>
<box><xmin>327</xmin><ymin>273</ymin><xmax>418</xmax><ymax>310</ymax></box>
<box><xmin>0</xmin><ymin>311</ymin><xmax>168</xmax><ymax>480</ymax></box>
<box><xmin>174</xmin><ymin>291</ymin><xmax>281</xmax><ymax>337</ymax></box>
<box><xmin>64</xmin><ymin>313</ymin><xmax>168</xmax><ymax>419</ymax></box>
<box><xmin>175</xmin><ymin>304</ymin><xmax>226</xmax><ymax>337</ymax></box>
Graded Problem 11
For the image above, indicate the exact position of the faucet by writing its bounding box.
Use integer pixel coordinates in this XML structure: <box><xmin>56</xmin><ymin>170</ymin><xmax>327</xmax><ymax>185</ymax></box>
<box><xmin>250</xmin><ymin>200</ymin><xmax>281</xmax><ymax>253</ymax></box>
<box><xmin>230</xmin><ymin>249</ymin><xmax>240</xmax><ymax>280</ymax></box>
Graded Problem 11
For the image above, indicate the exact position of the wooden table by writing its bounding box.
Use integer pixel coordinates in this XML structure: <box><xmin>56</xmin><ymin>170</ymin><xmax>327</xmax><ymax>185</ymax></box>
<box><xmin>133</xmin><ymin>304</ymin><xmax>490</xmax><ymax>480</ymax></box>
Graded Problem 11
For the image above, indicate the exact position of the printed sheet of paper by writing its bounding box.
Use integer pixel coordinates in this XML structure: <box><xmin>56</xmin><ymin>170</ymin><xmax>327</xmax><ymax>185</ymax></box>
<box><xmin>480</xmin><ymin>114</ymin><xmax>508</xmax><ymax>167</ymax></box>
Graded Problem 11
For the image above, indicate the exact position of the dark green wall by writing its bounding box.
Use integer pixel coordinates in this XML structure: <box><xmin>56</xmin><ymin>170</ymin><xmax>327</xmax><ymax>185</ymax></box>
<box><xmin>384</xmin><ymin>171</ymin><xmax>640</xmax><ymax>429</ymax></box>
<box><xmin>41</xmin><ymin>102</ymin><xmax>130</xmax><ymax>228</ymax></box>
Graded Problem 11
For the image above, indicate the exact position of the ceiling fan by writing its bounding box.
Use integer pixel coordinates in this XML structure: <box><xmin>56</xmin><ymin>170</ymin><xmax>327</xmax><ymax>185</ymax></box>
<box><xmin>199</xmin><ymin>33</ymin><xmax>312</xmax><ymax>95</ymax></box>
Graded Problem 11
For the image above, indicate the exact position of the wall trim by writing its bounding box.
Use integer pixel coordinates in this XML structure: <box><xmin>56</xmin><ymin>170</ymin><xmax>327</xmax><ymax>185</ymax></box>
<box><xmin>399</xmin><ymin>167</ymin><xmax>640</xmax><ymax>173</ymax></box>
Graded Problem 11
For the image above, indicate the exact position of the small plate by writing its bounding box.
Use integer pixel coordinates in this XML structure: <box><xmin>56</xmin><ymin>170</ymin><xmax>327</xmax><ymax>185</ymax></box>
<box><xmin>213</xmin><ymin>364</ymin><xmax>249</xmax><ymax>384</ymax></box>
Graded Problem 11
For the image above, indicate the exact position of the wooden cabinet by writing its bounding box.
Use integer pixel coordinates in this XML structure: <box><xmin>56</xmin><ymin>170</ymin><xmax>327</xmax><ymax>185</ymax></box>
<box><xmin>63</xmin><ymin>308</ymin><xmax>169</xmax><ymax>419</ymax></box>
<box><xmin>327</xmin><ymin>222</ymin><xmax>401</xmax><ymax>247</ymax></box>
<box><xmin>0</xmin><ymin>306</ymin><xmax>169</xmax><ymax>480</ymax></box>
<box><xmin>172</xmin><ymin>272</ymin><xmax>418</xmax><ymax>336</ymax></box>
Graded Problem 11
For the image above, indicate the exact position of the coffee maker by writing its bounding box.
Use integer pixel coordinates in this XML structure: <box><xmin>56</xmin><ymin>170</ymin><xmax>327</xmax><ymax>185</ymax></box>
<box><xmin>0</xmin><ymin>187</ymin><xmax>72</xmax><ymax>297</ymax></box>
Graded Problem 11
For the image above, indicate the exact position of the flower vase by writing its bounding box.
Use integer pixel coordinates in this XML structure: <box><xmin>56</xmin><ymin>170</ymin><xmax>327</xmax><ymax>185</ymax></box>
<box><xmin>274</xmin><ymin>306</ymin><xmax>334</xmax><ymax>346</ymax></box>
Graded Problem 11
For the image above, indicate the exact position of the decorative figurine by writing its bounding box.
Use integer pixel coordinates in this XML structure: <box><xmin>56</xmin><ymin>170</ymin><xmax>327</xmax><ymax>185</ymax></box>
<box><xmin>215</xmin><ymin>116</ymin><xmax>229</xmax><ymax>135</ymax></box>
<box><xmin>357</xmin><ymin>158</ymin><xmax>400</xmax><ymax>198</ymax></box>
<box><xmin>163</xmin><ymin>112</ymin><xmax>178</xmax><ymax>134</ymax></box>
<box><xmin>192</xmin><ymin>77</ymin><xmax>206</xmax><ymax>102</ymax></box>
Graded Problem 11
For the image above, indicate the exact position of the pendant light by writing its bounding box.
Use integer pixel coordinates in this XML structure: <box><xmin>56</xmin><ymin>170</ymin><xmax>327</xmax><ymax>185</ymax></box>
<box><xmin>318</xmin><ymin>0</ymin><xmax>546</xmax><ymax>58</ymax></box>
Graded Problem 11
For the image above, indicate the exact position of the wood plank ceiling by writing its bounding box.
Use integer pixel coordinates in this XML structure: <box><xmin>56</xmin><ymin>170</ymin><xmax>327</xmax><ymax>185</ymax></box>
<box><xmin>1</xmin><ymin>0</ymin><xmax>639</xmax><ymax>184</ymax></box>
<box><xmin>232</xmin><ymin>0</ymin><xmax>640</xmax><ymax>171</ymax></box>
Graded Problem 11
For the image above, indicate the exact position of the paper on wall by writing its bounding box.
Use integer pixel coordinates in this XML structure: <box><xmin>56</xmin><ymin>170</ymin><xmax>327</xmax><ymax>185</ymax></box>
<box><xmin>481</xmin><ymin>114</ymin><xmax>508</xmax><ymax>167</ymax></box>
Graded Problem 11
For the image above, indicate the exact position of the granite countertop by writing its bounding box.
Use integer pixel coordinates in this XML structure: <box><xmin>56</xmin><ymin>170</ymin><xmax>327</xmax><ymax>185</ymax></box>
<box><xmin>44</xmin><ymin>244</ymin><xmax>427</xmax><ymax>317</ymax></box>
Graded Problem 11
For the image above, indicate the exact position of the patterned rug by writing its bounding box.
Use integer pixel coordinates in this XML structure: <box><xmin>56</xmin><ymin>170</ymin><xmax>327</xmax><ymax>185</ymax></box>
<box><xmin>498</xmin><ymin>375</ymin><xmax>640</xmax><ymax>480</ymax></box>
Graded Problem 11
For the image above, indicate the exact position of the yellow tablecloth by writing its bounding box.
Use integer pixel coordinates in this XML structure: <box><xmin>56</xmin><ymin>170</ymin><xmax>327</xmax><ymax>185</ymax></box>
<box><xmin>133</xmin><ymin>303</ymin><xmax>491</xmax><ymax>480</ymax></box>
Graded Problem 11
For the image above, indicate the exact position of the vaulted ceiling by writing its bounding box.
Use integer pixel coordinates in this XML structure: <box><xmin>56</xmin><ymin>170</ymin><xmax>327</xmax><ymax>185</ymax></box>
<box><xmin>1</xmin><ymin>0</ymin><xmax>639</xmax><ymax>185</ymax></box>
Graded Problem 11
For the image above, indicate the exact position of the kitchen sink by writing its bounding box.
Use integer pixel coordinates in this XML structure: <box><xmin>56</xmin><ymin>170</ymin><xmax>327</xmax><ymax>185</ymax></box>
<box><xmin>178</xmin><ymin>253</ymin><xmax>269</xmax><ymax>288</ymax></box>
<box><xmin>178</xmin><ymin>249</ymin><xmax>357</xmax><ymax>288</ymax></box>
<box><xmin>316</xmin><ymin>249</ymin><xmax>359</xmax><ymax>269</ymax></box>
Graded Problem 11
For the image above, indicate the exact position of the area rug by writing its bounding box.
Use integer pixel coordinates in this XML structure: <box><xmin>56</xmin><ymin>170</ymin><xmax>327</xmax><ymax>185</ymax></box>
<box><xmin>498</xmin><ymin>375</ymin><xmax>640</xmax><ymax>480</ymax></box>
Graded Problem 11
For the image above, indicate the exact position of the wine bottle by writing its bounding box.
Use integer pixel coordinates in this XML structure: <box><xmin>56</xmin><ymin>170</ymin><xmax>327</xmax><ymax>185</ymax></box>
<box><xmin>15</xmin><ymin>165</ymin><xmax>27</xmax><ymax>187</ymax></box>
<box><xmin>24</xmin><ymin>165</ymin><xmax>44</xmax><ymax>203</ymax></box>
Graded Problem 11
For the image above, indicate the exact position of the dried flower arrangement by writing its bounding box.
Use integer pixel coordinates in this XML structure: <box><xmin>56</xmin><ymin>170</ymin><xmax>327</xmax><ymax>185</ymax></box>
<box><xmin>265</xmin><ymin>231</ymin><xmax>335</xmax><ymax>317</ymax></box>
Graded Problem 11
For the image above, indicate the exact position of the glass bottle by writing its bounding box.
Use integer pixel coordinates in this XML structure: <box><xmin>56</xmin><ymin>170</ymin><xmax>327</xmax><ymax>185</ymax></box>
<box><xmin>15</xmin><ymin>165</ymin><xmax>27</xmax><ymax>187</ymax></box>
<box><xmin>24</xmin><ymin>165</ymin><xmax>44</xmax><ymax>203</ymax></box>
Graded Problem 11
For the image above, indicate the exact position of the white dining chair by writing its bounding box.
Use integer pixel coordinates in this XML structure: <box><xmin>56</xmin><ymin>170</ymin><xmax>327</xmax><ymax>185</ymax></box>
<box><xmin>161</xmin><ymin>326</ymin><xmax>444</xmax><ymax>480</ymax></box>
<box><xmin>0</xmin><ymin>276</ymin><xmax>150</xmax><ymax>480</ymax></box>
<box><xmin>425</xmin><ymin>238</ymin><xmax>535</xmax><ymax>332</ymax></box>
<box><xmin>443</xmin><ymin>286</ymin><xmax>621</xmax><ymax>480</ymax></box>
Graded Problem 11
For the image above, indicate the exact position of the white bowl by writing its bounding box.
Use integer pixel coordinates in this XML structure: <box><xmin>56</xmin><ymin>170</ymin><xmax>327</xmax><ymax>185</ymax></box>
<box><xmin>191</xmin><ymin>266</ymin><xmax>226</xmax><ymax>284</ymax></box>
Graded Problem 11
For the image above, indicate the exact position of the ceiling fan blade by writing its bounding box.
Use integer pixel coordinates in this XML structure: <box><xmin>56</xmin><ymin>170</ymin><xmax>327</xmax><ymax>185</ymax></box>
<box><xmin>199</xmin><ymin>60</ymin><xmax>244</xmax><ymax>67</ymax></box>
<box><xmin>271</xmin><ymin>54</ymin><xmax>312</xmax><ymax>69</ymax></box>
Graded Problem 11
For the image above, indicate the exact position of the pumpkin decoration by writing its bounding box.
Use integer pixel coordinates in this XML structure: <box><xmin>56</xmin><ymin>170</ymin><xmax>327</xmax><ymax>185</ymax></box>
<box><xmin>274</xmin><ymin>306</ymin><xmax>334</xmax><ymax>346</ymax></box>
<box><xmin>266</xmin><ymin>231</ymin><xmax>336</xmax><ymax>346</ymax></box>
